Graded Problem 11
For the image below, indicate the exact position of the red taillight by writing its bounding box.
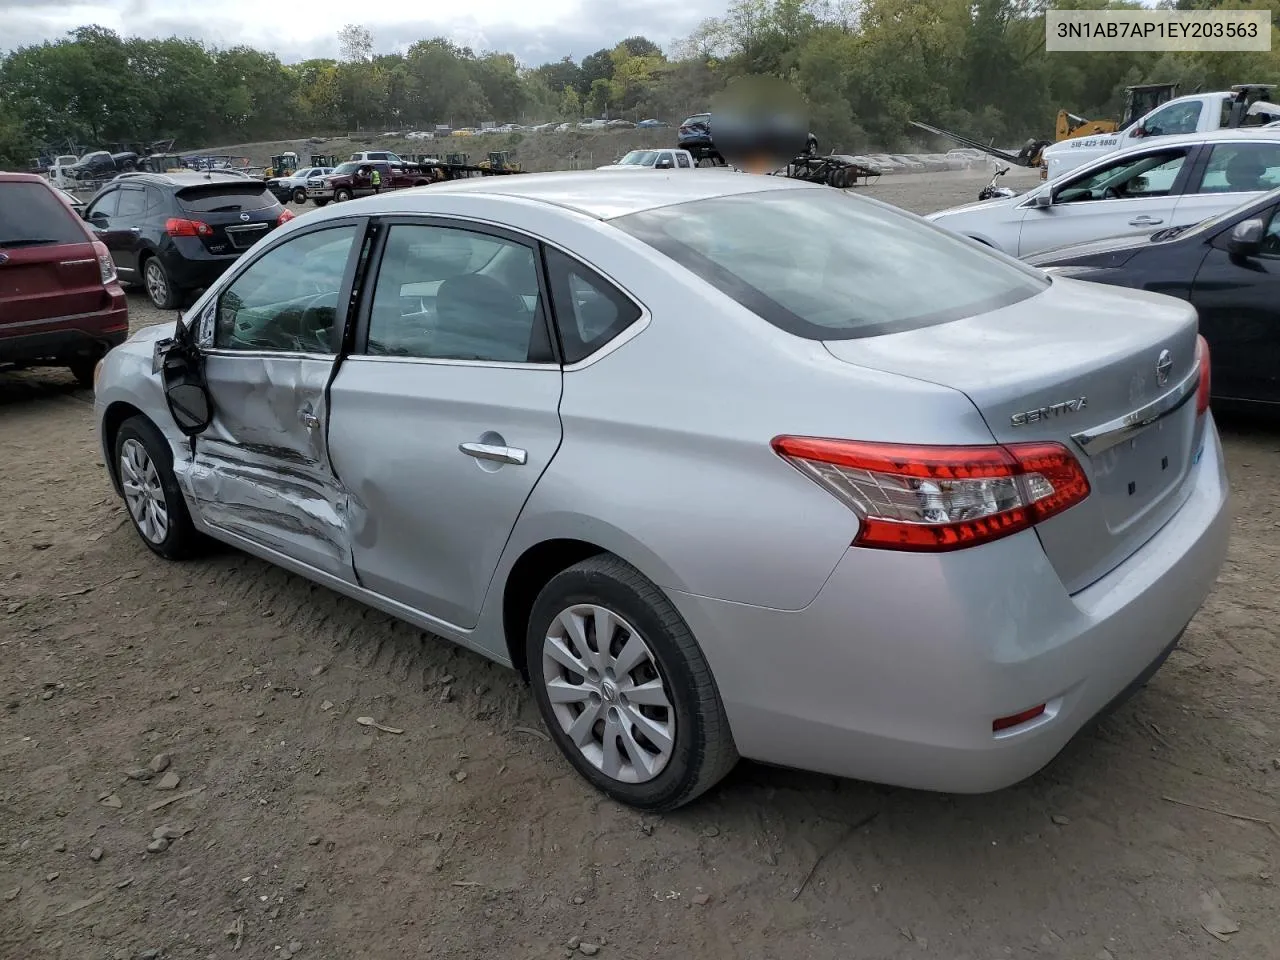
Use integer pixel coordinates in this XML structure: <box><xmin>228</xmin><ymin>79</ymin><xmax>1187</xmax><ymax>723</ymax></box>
<box><xmin>277</xmin><ymin>208</ymin><xmax>295</xmax><ymax>226</ymax></box>
<box><xmin>993</xmin><ymin>704</ymin><xmax>1046</xmax><ymax>732</ymax></box>
<box><xmin>91</xmin><ymin>240</ymin><xmax>117</xmax><ymax>285</ymax></box>
<box><xmin>772</xmin><ymin>437</ymin><xmax>1091</xmax><ymax>552</ymax></box>
<box><xmin>1196</xmin><ymin>334</ymin><xmax>1211</xmax><ymax>416</ymax></box>
<box><xmin>164</xmin><ymin>217</ymin><xmax>212</xmax><ymax>238</ymax></box>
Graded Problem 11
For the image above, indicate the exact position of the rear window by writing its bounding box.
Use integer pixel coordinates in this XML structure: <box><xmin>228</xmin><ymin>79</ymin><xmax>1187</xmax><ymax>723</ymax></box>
<box><xmin>613</xmin><ymin>188</ymin><xmax>1049</xmax><ymax>340</ymax></box>
<box><xmin>0</xmin><ymin>181</ymin><xmax>88</xmax><ymax>248</ymax></box>
<box><xmin>176</xmin><ymin>184</ymin><xmax>277</xmax><ymax>213</ymax></box>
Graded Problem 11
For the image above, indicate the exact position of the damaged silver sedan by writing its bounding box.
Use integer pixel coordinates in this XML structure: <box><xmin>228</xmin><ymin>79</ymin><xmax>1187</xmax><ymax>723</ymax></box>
<box><xmin>94</xmin><ymin>172</ymin><xmax>1229</xmax><ymax>812</ymax></box>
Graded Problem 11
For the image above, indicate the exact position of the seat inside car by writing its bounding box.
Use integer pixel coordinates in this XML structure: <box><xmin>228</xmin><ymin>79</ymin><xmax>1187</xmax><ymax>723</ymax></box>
<box><xmin>433</xmin><ymin>273</ymin><xmax>532</xmax><ymax>362</ymax></box>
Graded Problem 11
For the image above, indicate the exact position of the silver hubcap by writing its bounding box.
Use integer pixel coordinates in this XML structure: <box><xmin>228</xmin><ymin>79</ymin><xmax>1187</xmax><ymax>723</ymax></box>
<box><xmin>120</xmin><ymin>438</ymin><xmax>169</xmax><ymax>544</ymax></box>
<box><xmin>145</xmin><ymin>261</ymin><xmax>168</xmax><ymax>305</ymax></box>
<box><xmin>541</xmin><ymin>604</ymin><xmax>675</xmax><ymax>784</ymax></box>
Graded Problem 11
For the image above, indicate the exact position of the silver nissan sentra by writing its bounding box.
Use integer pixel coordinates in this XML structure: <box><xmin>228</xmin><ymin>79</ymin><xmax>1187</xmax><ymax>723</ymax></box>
<box><xmin>92</xmin><ymin>171</ymin><xmax>1231</xmax><ymax>811</ymax></box>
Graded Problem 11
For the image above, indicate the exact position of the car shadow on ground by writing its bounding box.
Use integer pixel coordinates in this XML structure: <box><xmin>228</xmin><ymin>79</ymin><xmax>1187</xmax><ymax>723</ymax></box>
<box><xmin>0</xmin><ymin>367</ymin><xmax>93</xmax><ymax>407</ymax></box>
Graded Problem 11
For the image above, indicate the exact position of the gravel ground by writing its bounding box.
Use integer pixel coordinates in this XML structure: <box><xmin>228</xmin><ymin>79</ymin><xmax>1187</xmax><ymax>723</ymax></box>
<box><xmin>3</xmin><ymin>167</ymin><xmax>1279</xmax><ymax>960</ymax></box>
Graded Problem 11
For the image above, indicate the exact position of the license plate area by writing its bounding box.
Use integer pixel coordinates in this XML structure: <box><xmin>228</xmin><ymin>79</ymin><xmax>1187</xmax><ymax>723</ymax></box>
<box><xmin>1092</xmin><ymin>412</ymin><xmax>1195</xmax><ymax>532</ymax></box>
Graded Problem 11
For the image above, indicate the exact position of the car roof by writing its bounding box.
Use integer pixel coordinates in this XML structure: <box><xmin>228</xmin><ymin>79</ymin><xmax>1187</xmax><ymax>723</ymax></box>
<box><xmin>108</xmin><ymin>171</ymin><xmax>263</xmax><ymax>188</ymax></box>
<box><xmin>0</xmin><ymin>172</ymin><xmax>55</xmax><ymax>184</ymax></box>
<box><xmin>331</xmin><ymin>169</ymin><xmax>816</xmax><ymax>221</ymax></box>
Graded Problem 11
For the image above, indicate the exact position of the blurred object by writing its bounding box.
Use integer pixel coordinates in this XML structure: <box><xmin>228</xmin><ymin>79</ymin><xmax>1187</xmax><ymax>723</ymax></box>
<box><xmin>710</xmin><ymin>77</ymin><xmax>809</xmax><ymax>174</ymax></box>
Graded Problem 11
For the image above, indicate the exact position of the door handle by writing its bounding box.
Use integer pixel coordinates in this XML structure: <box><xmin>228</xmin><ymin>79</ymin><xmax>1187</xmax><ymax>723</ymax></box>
<box><xmin>301</xmin><ymin>411</ymin><xmax>320</xmax><ymax>429</ymax></box>
<box><xmin>1129</xmin><ymin>216</ymin><xmax>1163</xmax><ymax>226</ymax></box>
<box><xmin>129</xmin><ymin>227</ymin><xmax>141</xmax><ymax>233</ymax></box>
<box><xmin>459</xmin><ymin>442</ymin><xmax>527</xmax><ymax>465</ymax></box>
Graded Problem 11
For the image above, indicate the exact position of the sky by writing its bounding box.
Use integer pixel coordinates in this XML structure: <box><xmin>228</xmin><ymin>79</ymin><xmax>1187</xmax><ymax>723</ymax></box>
<box><xmin>0</xmin><ymin>0</ymin><xmax>720</xmax><ymax>65</ymax></box>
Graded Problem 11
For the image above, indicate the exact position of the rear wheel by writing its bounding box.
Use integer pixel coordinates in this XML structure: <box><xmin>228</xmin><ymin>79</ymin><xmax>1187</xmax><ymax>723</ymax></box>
<box><xmin>292</xmin><ymin>187</ymin><xmax>307</xmax><ymax>204</ymax></box>
<box><xmin>525</xmin><ymin>555</ymin><xmax>738</xmax><ymax>811</ymax></box>
<box><xmin>143</xmin><ymin>256</ymin><xmax>180</xmax><ymax>310</ymax></box>
<box><xmin>69</xmin><ymin>356</ymin><xmax>97</xmax><ymax>389</ymax></box>
<box><xmin>114</xmin><ymin>416</ymin><xmax>205</xmax><ymax>560</ymax></box>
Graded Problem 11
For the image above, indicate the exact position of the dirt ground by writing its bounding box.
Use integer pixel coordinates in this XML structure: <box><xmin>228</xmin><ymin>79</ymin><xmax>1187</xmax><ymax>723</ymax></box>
<box><xmin>3</xmin><ymin>168</ymin><xmax>1278</xmax><ymax>960</ymax></box>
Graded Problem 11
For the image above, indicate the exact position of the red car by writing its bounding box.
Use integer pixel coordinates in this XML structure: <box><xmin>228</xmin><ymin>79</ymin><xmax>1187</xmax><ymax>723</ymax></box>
<box><xmin>0</xmin><ymin>172</ymin><xmax>128</xmax><ymax>387</ymax></box>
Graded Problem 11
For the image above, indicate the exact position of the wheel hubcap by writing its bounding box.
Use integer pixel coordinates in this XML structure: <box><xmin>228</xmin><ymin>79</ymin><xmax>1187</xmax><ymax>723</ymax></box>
<box><xmin>146</xmin><ymin>262</ymin><xmax>167</xmax><ymax>305</ymax></box>
<box><xmin>541</xmin><ymin>604</ymin><xmax>675</xmax><ymax>784</ymax></box>
<box><xmin>120</xmin><ymin>438</ymin><xmax>169</xmax><ymax>544</ymax></box>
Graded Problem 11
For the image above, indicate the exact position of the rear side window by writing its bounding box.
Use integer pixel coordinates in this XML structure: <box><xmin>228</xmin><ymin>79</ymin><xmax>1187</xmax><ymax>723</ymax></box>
<box><xmin>614</xmin><ymin>189</ymin><xmax>1048</xmax><ymax>341</ymax></box>
<box><xmin>545</xmin><ymin>247</ymin><xmax>642</xmax><ymax>362</ymax></box>
<box><xmin>0</xmin><ymin>181</ymin><xmax>88</xmax><ymax>247</ymax></box>
<box><xmin>1194</xmin><ymin>142</ymin><xmax>1280</xmax><ymax>194</ymax></box>
<box><xmin>176</xmin><ymin>184</ymin><xmax>277</xmax><ymax>213</ymax></box>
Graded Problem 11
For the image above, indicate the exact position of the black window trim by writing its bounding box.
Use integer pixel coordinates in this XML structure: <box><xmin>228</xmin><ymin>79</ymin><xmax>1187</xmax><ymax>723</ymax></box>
<box><xmin>196</xmin><ymin>215</ymin><xmax>372</xmax><ymax>358</ymax></box>
<box><xmin>348</xmin><ymin>214</ymin><xmax>561</xmax><ymax>369</ymax></box>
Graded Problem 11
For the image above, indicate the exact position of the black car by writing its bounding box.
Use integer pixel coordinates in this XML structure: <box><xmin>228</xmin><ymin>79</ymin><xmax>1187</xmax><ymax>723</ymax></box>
<box><xmin>81</xmin><ymin>171</ymin><xmax>294</xmax><ymax>309</ymax></box>
<box><xmin>678</xmin><ymin>112</ymin><xmax>820</xmax><ymax>167</ymax></box>
<box><xmin>1026</xmin><ymin>186</ymin><xmax>1280</xmax><ymax>411</ymax></box>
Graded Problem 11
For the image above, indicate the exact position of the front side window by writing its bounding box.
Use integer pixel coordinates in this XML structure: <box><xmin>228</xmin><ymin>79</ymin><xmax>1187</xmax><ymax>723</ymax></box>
<box><xmin>614</xmin><ymin>188</ymin><xmax>1048</xmax><ymax>340</ymax></box>
<box><xmin>1262</xmin><ymin>204</ymin><xmax>1280</xmax><ymax>257</ymax></box>
<box><xmin>214</xmin><ymin>225</ymin><xmax>359</xmax><ymax>353</ymax></box>
<box><xmin>1194</xmin><ymin>142</ymin><xmax>1280</xmax><ymax>194</ymax></box>
<box><xmin>1055</xmin><ymin>150</ymin><xmax>1187</xmax><ymax>203</ymax></box>
<box><xmin>365</xmin><ymin>223</ymin><xmax>547</xmax><ymax>362</ymax></box>
<box><xmin>1143</xmin><ymin>101</ymin><xmax>1203</xmax><ymax>137</ymax></box>
<box><xmin>85</xmin><ymin>189</ymin><xmax>120</xmax><ymax>221</ymax></box>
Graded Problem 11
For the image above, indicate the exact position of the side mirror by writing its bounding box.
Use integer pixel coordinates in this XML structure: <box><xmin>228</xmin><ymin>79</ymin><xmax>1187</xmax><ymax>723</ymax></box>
<box><xmin>1226</xmin><ymin>217</ymin><xmax>1265</xmax><ymax>258</ymax></box>
<box><xmin>1033</xmin><ymin>191</ymin><xmax>1054</xmax><ymax>208</ymax></box>
<box><xmin>655</xmin><ymin>158</ymin><xmax>674</xmax><ymax>169</ymax></box>
<box><xmin>1131</xmin><ymin>126</ymin><xmax>1147</xmax><ymax>138</ymax></box>
<box><xmin>155</xmin><ymin>326</ymin><xmax>214</xmax><ymax>436</ymax></box>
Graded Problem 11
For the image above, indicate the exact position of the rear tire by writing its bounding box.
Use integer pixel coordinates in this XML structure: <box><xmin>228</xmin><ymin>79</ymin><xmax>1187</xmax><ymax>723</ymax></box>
<box><xmin>525</xmin><ymin>555</ymin><xmax>738</xmax><ymax>811</ymax></box>
<box><xmin>143</xmin><ymin>256</ymin><xmax>181</xmax><ymax>311</ymax></box>
<box><xmin>69</xmin><ymin>357</ymin><xmax>97</xmax><ymax>389</ymax></box>
<box><xmin>113</xmin><ymin>415</ymin><xmax>205</xmax><ymax>560</ymax></box>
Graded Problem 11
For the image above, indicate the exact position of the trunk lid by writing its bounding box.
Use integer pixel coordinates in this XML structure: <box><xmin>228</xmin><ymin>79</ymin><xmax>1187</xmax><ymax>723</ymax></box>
<box><xmin>1</xmin><ymin>179</ymin><xmax>105</xmax><ymax>327</ymax></box>
<box><xmin>175</xmin><ymin>182</ymin><xmax>281</xmax><ymax>255</ymax></box>
<box><xmin>823</xmin><ymin>276</ymin><xmax>1204</xmax><ymax>594</ymax></box>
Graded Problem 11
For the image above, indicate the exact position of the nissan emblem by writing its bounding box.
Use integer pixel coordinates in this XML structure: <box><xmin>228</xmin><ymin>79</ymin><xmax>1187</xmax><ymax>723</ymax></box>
<box><xmin>1155</xmin><ymin>349</ymin><xmax>1172</xmax><ymax>387</ymax></box>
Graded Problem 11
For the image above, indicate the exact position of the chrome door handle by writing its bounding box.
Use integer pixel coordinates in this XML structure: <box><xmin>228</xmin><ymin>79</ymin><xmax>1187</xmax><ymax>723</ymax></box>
<box><xmin>301</xmin><ymin>412</ymin><xmax>320</xmax><ymax>429</ymax></box>
<box><xmin>1128</xmin><ymin>216</ymin><xmax>1163</xmax><ymax>226</ymax></box>
<box><xmin>459</xmin><ymin>442</ymin><xmax>527</xmax><ymax>465</ymax></box>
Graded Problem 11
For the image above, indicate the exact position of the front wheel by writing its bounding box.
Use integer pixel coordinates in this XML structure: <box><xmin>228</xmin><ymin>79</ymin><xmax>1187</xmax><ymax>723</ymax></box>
<box><xmin>526</xmin><ymin>555</ymin><xmax>738</xmax><ymax>811</ymax></box>
<box><xmin>334</xmin><ymin>187</ymin><xmax>352</xmax><ymax>202</ymax></box>
<box><xmin>292</xmin><ymin>187</ymin><xmax>307</xmax><ymax>204</ymax></box>
<box><xmin>114</xmin><ymin>416</ymin><xmax>206</xmax><ymax>560</ymax></box>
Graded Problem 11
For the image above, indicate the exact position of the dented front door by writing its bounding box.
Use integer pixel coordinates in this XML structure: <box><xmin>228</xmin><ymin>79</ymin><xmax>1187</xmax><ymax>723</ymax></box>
<box><xmin>182</xmin><ymin>221</ymin><xmax>367</xmax><ymax>580</ymax></box>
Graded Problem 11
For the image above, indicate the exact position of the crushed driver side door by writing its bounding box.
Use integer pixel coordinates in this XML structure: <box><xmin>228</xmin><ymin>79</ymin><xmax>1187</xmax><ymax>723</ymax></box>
<box><xmin>159</xmin><ymin>217</ymin><xmax>371</xmax><ymax>580</ymax></box>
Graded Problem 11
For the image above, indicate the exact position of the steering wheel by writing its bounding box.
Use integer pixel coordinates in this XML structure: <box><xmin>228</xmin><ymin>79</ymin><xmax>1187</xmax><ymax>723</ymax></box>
<box><xmin>294</xmin><ymin>291</ymin><xmax>338</xmax><ymax>352</ymax></box>
<box><xmin>1102</xmin><ymin>186</ymin><xmax>1120</xmax><ymax>200</ymax></box>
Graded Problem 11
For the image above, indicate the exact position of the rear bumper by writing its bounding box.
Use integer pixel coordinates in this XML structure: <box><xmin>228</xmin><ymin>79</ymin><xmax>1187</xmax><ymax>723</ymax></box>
<box><xmin>159</xmin><ymin>241</ymin><xmax>243</xmax><ymax>291</ymax></box>
<box><xmin>667</xmin><ymin>418</ymin><xmax>1231</xmax><ymax>793</ymax></box>
<box><xmin>0</xmin><ymin>298</ymin><xmax>129</xmax><ymax>365</ymax></box>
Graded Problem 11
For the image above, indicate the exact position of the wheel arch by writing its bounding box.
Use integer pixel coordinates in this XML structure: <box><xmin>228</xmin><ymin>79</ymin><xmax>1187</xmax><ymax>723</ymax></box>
<box><xmin>100</xmin><ymin>400</ymin><xmax>152</xmax><ymax>494</ymax></box>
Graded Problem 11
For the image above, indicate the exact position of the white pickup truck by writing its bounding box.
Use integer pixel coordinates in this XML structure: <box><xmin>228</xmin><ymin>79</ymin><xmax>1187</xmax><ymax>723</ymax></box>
<box><xmin>597</xmin><ymin>149</ymin><xmax>696</xmax><ymax>171</ymax></box>
<box><xmin>1042</xmin><ymin>85</ymin><xmax>1280</xmax><ymax>181</ymax></box>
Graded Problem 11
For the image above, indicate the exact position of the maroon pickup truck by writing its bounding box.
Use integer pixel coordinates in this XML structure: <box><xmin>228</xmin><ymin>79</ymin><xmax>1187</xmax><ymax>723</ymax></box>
<box><xmin>305</xmin><ymin>160</ymin><xmax>434</xmax><ymax>206</ymax></box>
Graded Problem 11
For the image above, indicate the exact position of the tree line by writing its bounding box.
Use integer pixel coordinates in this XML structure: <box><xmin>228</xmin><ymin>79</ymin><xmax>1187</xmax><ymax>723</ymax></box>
<box><xmin>2</xmin><ymin>0</ymin><xmax>1278</xmax><ymax>169</ymax></box>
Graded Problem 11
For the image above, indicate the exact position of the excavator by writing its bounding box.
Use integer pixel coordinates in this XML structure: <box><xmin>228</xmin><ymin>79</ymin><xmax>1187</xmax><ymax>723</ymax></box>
<box><xmin>911</xmin><ymin>82</ymin><xmax>1179</xmax><ymax>171</ymax></box>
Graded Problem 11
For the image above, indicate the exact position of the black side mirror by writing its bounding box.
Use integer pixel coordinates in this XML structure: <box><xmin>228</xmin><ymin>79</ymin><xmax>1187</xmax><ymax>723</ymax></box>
<box><xmin>155</xmin><ymin>331</ymin><xmax>214</xmax><ymax>436</ymax></box>
<box><xmin>1226</xmin><ymin>217</ymin><xmax>1265</xmax><ymax>258</ymax></box>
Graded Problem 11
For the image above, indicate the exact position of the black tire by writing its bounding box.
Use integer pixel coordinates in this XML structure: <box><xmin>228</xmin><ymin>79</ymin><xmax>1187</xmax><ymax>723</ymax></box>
<box><xmin>142</xmin><ymin>256</ymin><xmax>181</xmax><ymax>310</ymax></box>
<box><xmin>526</xmin><ymin>555</ymin><xmax>738</xmax><ymax>811</ymax></box>
<box><xmin>68</xmin><ymin>356</ymin><xmax>97</xmax><ymax>389</ymax></box>
<box><xmin>292</xmin><ymin>187</ymin><xmax>307</xmax><ymax>204</ymax></box>
<box><xmin>113</xmin><ymin>416</ymin><xmax>206</xmax><ymax>560</ymax></box>
<box><xmin>334</xmin><ymin>187</ymin><xmax>352</xmax><ymax>202</ymax></box>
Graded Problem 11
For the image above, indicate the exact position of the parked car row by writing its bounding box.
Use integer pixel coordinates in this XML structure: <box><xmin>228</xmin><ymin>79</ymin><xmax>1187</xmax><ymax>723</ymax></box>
<box><xmin>925</xmin><ymin>126</ymin><xmax>1280</xmax><ymax>409</ymax></box>
<box><xmin>396</xmin><ymin>119</ymin><xmax>670</xmax><ymax>140</ymax></box>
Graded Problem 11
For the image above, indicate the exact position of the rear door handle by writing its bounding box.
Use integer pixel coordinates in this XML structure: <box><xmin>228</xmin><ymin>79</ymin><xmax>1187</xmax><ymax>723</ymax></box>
<box><xmin>1129</xmin><ymin>216</ymin><xmax>1163</xmax><ymax>226</ymax></box>
<box><xmin>459</xmin><ymin>442</ymin><xmax>527</xmax><ymax>465</ymax></box>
